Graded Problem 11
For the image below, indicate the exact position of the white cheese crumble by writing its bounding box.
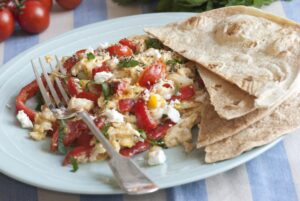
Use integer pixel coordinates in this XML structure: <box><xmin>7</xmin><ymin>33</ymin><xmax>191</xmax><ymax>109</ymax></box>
<box><xmin>147</xmin><ymin>146</ymin><xmax>166</xmax><ymax>166</ymax></box>
<box><xmin>17</xmin><ymin>110</ymin><xmax>33</xmax><ymax>128</ymax></box>
<box><xmin>142</xmin><ymin>89</ymin><xmax>151</xmax><ymax>101</ymax></box>
<box><xmin>144</xmin><ymin>48</ymin><xmax>161</xmax><ymax>59</ymax></box>
<box><xmin>152</xmin><ymin>79</ymin><xmax>175</xmax><ymax>100</ymax></box>
<box><xmin>68</xmin><ymin>97</ymin><xmax>94</xmax><ymax>111</ymax></box>
<box><xmin>103</xmin><ymin>109</ymin><xmax>124</xmax><ymax>123</ymax></box>
<box><xmin>165</xmin><ymin>105</ymin><xmax>181</xmax><ymax>123</ymax></box>
<box><xmin>94</xmin><ymin>72</ymin><xmax>113</xmax><ymax>84</ymax></box>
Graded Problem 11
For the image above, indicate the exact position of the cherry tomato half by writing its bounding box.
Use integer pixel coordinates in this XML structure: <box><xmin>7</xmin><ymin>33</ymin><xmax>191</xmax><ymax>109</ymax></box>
<box><xmin>106</xmin><ymin>44</ymin><xmax>133</xmax><ymax>57</ymax></box>
<box><xmin>138</xmin><ymin>60</ymin><xmax>166</xmax><ymax>89</ymax></box>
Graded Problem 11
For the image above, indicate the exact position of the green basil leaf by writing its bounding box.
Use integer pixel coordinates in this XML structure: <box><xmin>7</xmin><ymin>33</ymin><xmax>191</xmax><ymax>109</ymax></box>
<box><xmin>101</xmin><ymin>123</ymin><xmax>111</xmax><ymax>137</ymax></box>
<box><xmin>138</xmin><ymin>129</ymin><xmax>147</xmax><ymax>139</ymax></box>
<box><xmin>58</xmin><ymin>120</ymin><xmax>67</xmax><ymax>155</ymax></box>
<box><xmin>118</xmin><ymin>59</ymin><xmax>139</xmax><ymax>68</ymax></box>
<box><xmin>145</xmin><ymin>38</ymin><xmax>163</xmax><ymax>49</ymax></box>
<box><xmin>70</xmin><ymin>157</ymin><xmax>79</xmax><ymax>172</ymax></box>
<box><xmin>150</xmin><ymin>139</ymin><xmax>165</xmax><ymax>146</ymax></box>
<box><xmin>101</xmin><ymin>82</ymin><xmax>111</xmax><ymax>100</ymax></box>
<box><xmin>87</xmin><ymin>52</ymin><xmax>95</xmax><ymax>60</ymax></box>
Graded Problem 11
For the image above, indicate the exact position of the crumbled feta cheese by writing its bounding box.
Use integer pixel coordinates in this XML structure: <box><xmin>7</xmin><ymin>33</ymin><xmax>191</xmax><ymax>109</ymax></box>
<box><xmin>147</xmin><ymin>146</ymin><xmax>166</xmax><ymax>166</ymax></box>
<box><xmin>103</xmin><ymin>109</ymin><xmax>124</xmax><ymax>123</ymax></box>
<box><xmin>149</xmin><ymin>108</ymin><xmax>165</xmax><ymax>121</ymax></box>
<box><xmin>68</xmin><ymin>97</ymin><xmax>94</xmax><ymax>111</ymax></box>
<box><xmin>165</xmin><ymin>105</ymin><xmax>181</xmax><ymax>123</ymax></box>
<box><xmin>99</xmin><ymin>42</ymin><xmax>109</xmax><ymax>49</ymax></box>
<box><xmin>16</xmin><ymin>110</ymin><xmax>33</xmax><ymax>128</ymax></box>
<box><xmin>143</xmin><ymin>89</ymin><xmax>151</xmax><ymax>101</ymax></box>
<box><xmin>94</xmin><ymin>72</ymin><xmax>113</xmax><ymax>84</ymax></box>
<box><xmin>152</xmin><ymin>79</ymin><xmax>175</xmax><ymax>100</ymax></box>
<box><xmin>144</xmin><ymin>48</ymin><xmax>161</xmax><ymax>59</ymax></box>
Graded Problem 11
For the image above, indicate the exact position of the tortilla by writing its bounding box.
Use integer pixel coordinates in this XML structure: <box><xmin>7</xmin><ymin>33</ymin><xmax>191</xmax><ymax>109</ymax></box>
<box><xmin>205</xmin><ymin>92</ymin><xmax>300</xmax><ymax>163</ymax></box>
<box><xmin>145</xmin><ymin>6</ymin><xmax>300</xmax><ymax>108</ymax></box>
<box><xmin>197</xmin><ymin>66</ymin><xmax>256</xmax><ymax>120</ymax></box>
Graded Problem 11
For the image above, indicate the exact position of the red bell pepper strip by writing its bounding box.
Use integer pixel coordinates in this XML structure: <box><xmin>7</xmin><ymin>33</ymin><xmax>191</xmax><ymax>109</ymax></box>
<box><xmin>63</xmin><ymin>146</ymin><xmax>93</xmax><ymax>165</ymax></box>
<box><xmin>120</xmin><ymin>141</ymin><xmax>150</xmax><ymax>157</ymax></box>
<box><xmin>15</xmin><ymin>78</ymin><xmax>45</xmax><ymax>121</ymax></box>
<box><xmin>67</xmin><ymin>77</ymin><xmax>80</xmax><ymax>97</ymax></box>
<box><xmin>63</xmin><ymin>56</ymin><xmax>78</xmax><ymax>73</ymax></box>
<box><xmin>171</xmin><ymin>84</ymin><xmax>196</xmax><ymax>101</ymax></box>
<box><xmin>74</xmin><ymin>132</ymin><xmax>94</xmax><ymax>147</ymax></box>
<box><xmin>118</xmin><ymin>98</ymin><xmax>135</xmax><ymax>113</ymax></box>
<box><xmin>92</xmin><ymin>63</ymin><xmax>110</xmax><ymax>77</ymax></box>
<box><xmin>147</xmin><ymin>120</ymin><xmax>175</xmax><ymax>140</ymax></box>
<box><xmin>106</xmin><ymin>44</ymin><xmax>133</xmax><ymax>57</ymax></box>
<box><xmin>63</xmin><ymin>120</ymin><xmax>89</xmax><ymax>146</ymax></box>
<box><xmin>134</xmin><ymin>99</ymin><xmax>157</xmax><ymax>131</ymax></box>
<box><xmin>119</xmin><ymin>39</ymin><xmax>137</xmax><ymax>53</ymax></box>
<box><xmin>77</xmin><ymin>91</ymin><xmax>99</xmax><ymax>102</ymax></box>
<box><xmin>50</xmin><ymin>122</ymin><xmax>59</xmax><ymax>152</ymax></box>
<box><xmin>138</xmin><ymin>60</ymin><xmax>166</xmax><ymax>89</ymax></box>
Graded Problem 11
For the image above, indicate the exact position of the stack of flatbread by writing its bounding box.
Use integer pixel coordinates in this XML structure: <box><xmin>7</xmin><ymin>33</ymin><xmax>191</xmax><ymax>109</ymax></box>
<box><xmin>145</xmin><ymin>6</ymin><xmax>300</xmax><ymax>163</ymax></box>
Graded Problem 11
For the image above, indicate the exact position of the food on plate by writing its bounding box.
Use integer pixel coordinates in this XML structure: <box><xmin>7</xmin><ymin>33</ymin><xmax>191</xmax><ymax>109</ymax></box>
<box><xmin>145</xmin><ymin>6</ymin><xmax>300</xmax><ymax>163</ymax></box>
<box><xmin>145</xmin><ymin>6</ymin><xmax>300</xmax><ymax>109</ymax></box>
<box><xmin>205</xmin><ymin>92</ymin><xmax>300</xmax><ymax>163</ymax></box>
<box><xmin>15</xmin><ymin>35</ymin><xmax>206</xmax><ymax>168</ymax></box>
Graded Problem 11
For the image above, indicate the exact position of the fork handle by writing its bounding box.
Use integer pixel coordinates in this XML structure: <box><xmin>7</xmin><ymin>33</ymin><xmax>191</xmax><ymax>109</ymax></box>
<box><xmin>78</xmin><ymin>111</ymin><xmax>118</xmax><ymax>158</ymax></box>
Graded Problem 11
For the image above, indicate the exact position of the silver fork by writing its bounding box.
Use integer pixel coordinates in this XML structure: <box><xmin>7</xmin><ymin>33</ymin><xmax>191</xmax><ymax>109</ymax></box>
<box><xmin>31</xmin><ymin>57</ymin><xmax>159</xmax><ymax>195</ymax></box>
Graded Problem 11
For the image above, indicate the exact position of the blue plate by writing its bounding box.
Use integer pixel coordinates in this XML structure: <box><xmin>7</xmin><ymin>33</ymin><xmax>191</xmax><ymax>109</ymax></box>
<box><xmin>0</xmin><ymin>13</ymin><xmax>281</xmax><ymax>194</ymax></box>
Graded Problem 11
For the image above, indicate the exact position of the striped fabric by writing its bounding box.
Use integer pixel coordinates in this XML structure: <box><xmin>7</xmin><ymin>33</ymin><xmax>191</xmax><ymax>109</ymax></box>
<box><xmin>0</xmin><ymin>1</ymin><xmax>300</xmax><ymax>201</ymax></box>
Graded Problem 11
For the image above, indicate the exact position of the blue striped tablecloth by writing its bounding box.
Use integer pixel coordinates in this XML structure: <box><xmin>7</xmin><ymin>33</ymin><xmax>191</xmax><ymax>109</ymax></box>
<box><xmin>0</xmin><ymin>1</ymin><xmax>300</xmax><ymax>201</ymax></box>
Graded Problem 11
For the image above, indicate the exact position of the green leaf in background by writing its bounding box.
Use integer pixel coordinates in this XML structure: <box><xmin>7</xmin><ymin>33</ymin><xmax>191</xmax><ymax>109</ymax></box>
<box><xmin>113</xmin><ymin>0</ymin><xmax>292</xmax><ymax>12</ymax></box>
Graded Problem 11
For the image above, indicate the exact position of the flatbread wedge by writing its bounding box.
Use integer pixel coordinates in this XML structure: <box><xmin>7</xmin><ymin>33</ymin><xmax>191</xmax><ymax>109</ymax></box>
<box><xmin>145</xmin><ymin>6</ymin><xmax>300</xmax><ymax>109</ymax></box>
<box><xmin>197</xmin><ymin>66</ymin><xmax>256</xmax><ymax>120</ymax></box>
<box><xmin>205</xmin><ymin>92</ymin><xmax>300</xmax><ymax>163</ymax></box>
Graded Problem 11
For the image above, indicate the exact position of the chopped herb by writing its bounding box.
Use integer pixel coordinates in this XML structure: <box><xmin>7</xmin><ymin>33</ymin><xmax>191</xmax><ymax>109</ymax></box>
<box><xmin>150</xmin><ymin>139</ymin><xmax>165</xmax><ymax>146</ymax></box>
<box><xmin>35</xmin><ymin>91</ymin><xmax>44</xmax><ymax>111</ymax></box>
<box><xmin>101</xmin><ymin>123</ymin><xmax>111</xmax><ymax>137</ymax></box>
<box><xmin>138</xmin><ymin>129</ymin><xmax>147</xmax><ymax>139</ymax></box>
<box><xmin>118</xmin><ymin>59</ymin><xmax>139</xmax><ymax>68</ymax></box>
<box><xmin>145</xmin><ymin>38</ymin><xmax>163</xmax><ymax>49</ymax></box>
<box><xmin>174</xmin><ymin>84</ymin><xmax>180</xmax><ymax>95</ymax></box>
<box><xmin>87</xmin><ymin>52</ymin><xmax>95</xmax><ymax>60</ymax></box>
<box><xmin>101</xmin><ymin>82</ymin><xmax>111</xmax><ymax>100</ymax></box>
<box><xmin>70</xmin><ymin>157</ymin><xmax>79</xmax><ymax>172</ymax></box>
<box><xmin>58</xmin><ymin>120</ymin><xmax>67</xmax><ymax>154</ymax></box>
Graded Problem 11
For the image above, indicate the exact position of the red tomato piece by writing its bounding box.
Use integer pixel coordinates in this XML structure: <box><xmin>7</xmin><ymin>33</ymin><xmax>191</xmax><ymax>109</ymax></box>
<box><xmin>92</xmin><ymin>64</ymin><xmax>110</xmax><ymax>77</ymax></box>
<box><xmin>134</xmin><ymin>99</ymin><xmax>157</xmax><ymax>131</ymax></box>
<box><xmin>119</xmin><ymin>39</ymin><xmax>137</xmax><ymax>53</ymax></box>
<box><xmin>120</xmin><ymin>141</ymin><xmax>150</xmax><ymax>157</ymax></box>
<box><xmin>67</xmin><ymin>77</ymin><xmax>80</xmax><ymax>96</ymax></box>
<box><xmin>138</xmin><ymin>61</ymin><xmax>166</xmax><ymax>89</ymax></box>
<box><xmin>94</xmin><ymin>117</ymin><xmax>105</xmax><ymax>129</ymax></box>
<box><xmin>74</xmin><ymin>132</ymin><xmax>93</xmax><ymax>147</ymax></box>
<box><xmin>63</xmin><ymin>120</ymin><xmax>89</xmax><ymax>146</ymax></box>
<box><xmin>0</xmin><ymin>8</ymin><xmax>14</xmax><ymax>42</ymax></box>
<box><xmin>63</xmin><ymin>146</ymin><xmax>92</xmax><ymax>165</ymax></box>
<box><xmin>17</xmin><ymin>1</ymin><xmax>50</xmax><ymax>33</ymax></box>
<box><xmin>63</xmin><ymin>56</ymin><xmax>78</xmax><ymax>73</ymax></box>
<box><xmin>106</xmin><ymin>44</ymin><xmax>133</xmax><ymax>57</ymax></box>
<box><xmin>147</xmin><ymin>120</ymin><xmax>175</xmax><ymax>140</ymax></box>
<box><xmin>76</xmin><ymin>91</ymin><xmax>98</xmax><ymax>102</ymax></box>
<box><xmin>171</xmin><ymin>85</ymin><xmax>196</xmax><ymax>101</ymax></box>
<box><xmin>27</xmin><ymin>0</ymin><xmax>53</xmax><ymax>10</ymax></box>
<box><xmin>118</xmin><ymin>99</ymin><xmax>135</xmax><ymax>113</ymax></box>
<box><xmin>56</xmin><ymin>0</ymin><xmax>81</xmax><ymax>10</ymax></box>
<box><xmin>75</xmin><ymin>49</ymin><xmax>87</xmax><ymax>58</ymax></box>
<box><xmin>111</xmin><ymin>80</ymin><xmax>128</xmax><ymax>96</ymax></box>
<box><xmin>15</xmin><ymin>78</ymin><xmax>45</xmax><ymax>121</ymax></box>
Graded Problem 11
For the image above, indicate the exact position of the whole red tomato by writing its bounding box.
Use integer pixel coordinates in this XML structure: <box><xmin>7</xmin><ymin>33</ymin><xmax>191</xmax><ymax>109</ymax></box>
<box><xmin>17</xmin><ymin>1</ymin><xmax>50</xmax><ymax>34</ymax></box>
<box><xmin>0</xmin><ymin>8</ymin><xmax>14</xmax><ymax>42</ymax></box>
<box><xmin>27</xmin><ymin>0</ymin><xmax>53</xmax><ymax>10</ymax></box>
<box><xmin>56</xmin><ymin>0</ymin><xmax>81</xmax><ymax>10</ymax></box>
